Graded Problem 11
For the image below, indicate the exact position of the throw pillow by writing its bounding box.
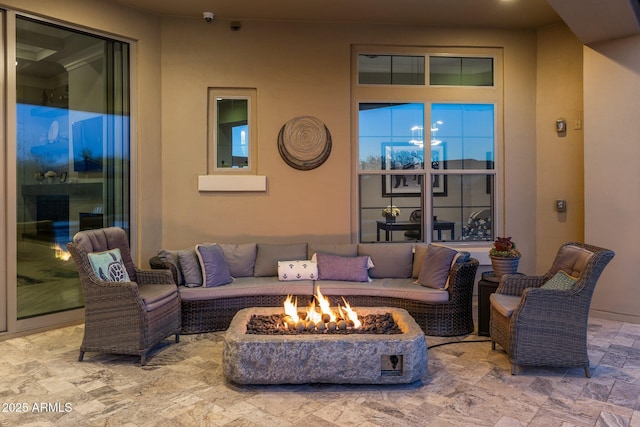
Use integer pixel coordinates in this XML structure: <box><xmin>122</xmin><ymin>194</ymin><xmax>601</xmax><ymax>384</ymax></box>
<box><xmin>88</xmin><ymin>248</ymin><xmax>131</xmax><ymax>282</ymax></box>
<box><xmin>277</xmin><ymin>260</ymin><xmax>318</xmax><ymax>281</ymax></box>
<box><xmin>315</xmin><ymin>253</ymin><xmax>371</xmax><ymax>282</ymax></box>
<box><xmin>254</xmin><ymin>243</ymin><xmax>308</xmax><ymax>277</ymax></box>
<box><xmin>178</xmin><ymin>248</ymin><xmax>203</xmax><ymax>287</ymax></box>
<box><xmin>196</xmin><ymin>244</ymin><xmax>233</xmax><ymax>287</ymax></box>
<box><xmin>541</xmin><ymin>270</ymin><xmax>578</xmax><ymax>290</ymax></box>
<box><xmin>416</xmin><ymin>245</ymin><xmax>458</xmax><ymax>289</ymax></box>
<box><xmin>219</xmin><ymin>243</ymin><xmax>257</xmax><ymax>277</ymax></box>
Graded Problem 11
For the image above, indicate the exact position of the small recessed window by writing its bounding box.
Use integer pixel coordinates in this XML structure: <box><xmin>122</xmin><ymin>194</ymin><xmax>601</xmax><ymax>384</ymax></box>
<box><xmin>429</xmin><ymin>57</ymin><xmax>494</xmax><ymax>86</ymax></box>
<box><xmin>208</xmin><ymin>88</ymin><xmax>257</xmax><ymax>173</ymax></box>
<box><xmin>358</xmin><ymin>55</ymin><xmax>425</xmax><ymax>85</ymax></box>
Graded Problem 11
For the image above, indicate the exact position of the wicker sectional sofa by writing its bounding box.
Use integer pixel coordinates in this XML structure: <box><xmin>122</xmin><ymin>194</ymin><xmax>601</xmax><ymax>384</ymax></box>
<box><xmin>149</xmin><ymin>242</ymin><xmax>479</xmax><ymax>336</ymax></box>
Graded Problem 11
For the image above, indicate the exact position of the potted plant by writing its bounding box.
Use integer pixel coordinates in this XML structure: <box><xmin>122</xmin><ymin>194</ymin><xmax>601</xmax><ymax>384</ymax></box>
<box><xmin>489</xmin><ymin>236</ymin><xmax>521</xmax><ymax>276</ymax></box>
<box><xmin>381</xmin><ymin>205</ymin><xmax>400</xmax><ymax>224</ymax></box>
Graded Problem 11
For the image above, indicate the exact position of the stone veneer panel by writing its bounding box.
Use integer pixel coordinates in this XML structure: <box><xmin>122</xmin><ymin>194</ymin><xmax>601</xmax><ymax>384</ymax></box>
<box><xmin>223</xmin><ymin>307</ymin><xmax>427</xmax><ymax>385</ymax></box>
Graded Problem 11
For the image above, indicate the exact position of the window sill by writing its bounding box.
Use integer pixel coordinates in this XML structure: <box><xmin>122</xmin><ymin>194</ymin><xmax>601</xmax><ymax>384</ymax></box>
<box><xmin>198</xmin><ymin>175</ymin><xmax>267</xmax><ymax>192</ymax></box>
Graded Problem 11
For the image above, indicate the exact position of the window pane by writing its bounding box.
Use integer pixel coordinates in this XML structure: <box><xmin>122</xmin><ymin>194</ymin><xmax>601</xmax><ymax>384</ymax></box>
<box><xmin>433</xmin><ymin>174</ymin><xmax>494</xmax><ymax>242</ymax></box>
<box><xmin>216</xmin><ymin>98</ymin><xmax>248</xmax><ymax>168</ymax></box>
<box><xmin>359</xmin><ymin>103</ymin><xmax>424</xmax><ymax>170</ymax></box>
<box><xmin>431</xmin><ymin>103</ymin><xmax>494</xmax><ymax>169</ymax></box>
<box><xmin>16</xmin><ymin>17</ymin><xmax>130</xmax><ymax>319</ymax></box>
<box><xmin>358</xmin><ymin>55</ymin><xmax>425</xmax><ymax>85</ymax></box>
<box><xmin>430</xmin><ymin>57</ymin><xmax>493</xmax><ymax>86</ymax></box>
<box><xmin>358</xmin><ymin>175</ymin><xmax>422</xmax><ymax>243</ymax></box>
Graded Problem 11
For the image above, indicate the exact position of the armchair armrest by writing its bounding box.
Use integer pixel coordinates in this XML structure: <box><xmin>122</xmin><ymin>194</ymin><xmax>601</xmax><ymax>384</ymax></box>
<box><xmin>135</xmin><ymin>267</ymin><xmax>175</xmax><ymax>285</ymax></box>
<box><xmin>496</xmin><ymin>274</ymin><xmax>546</xmax><ymax>296</ymax></box>
<box><xmin>149</xmin><ymin>255</ymin><xmax>179</xmax><ymax>284</ymax></box>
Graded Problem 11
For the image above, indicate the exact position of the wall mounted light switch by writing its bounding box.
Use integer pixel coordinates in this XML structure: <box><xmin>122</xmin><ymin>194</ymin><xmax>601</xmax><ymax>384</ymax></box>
<box><xmin>555</xmin><ymin>200</ymin><xmax>566</xmax><ymax>212</ymax></box>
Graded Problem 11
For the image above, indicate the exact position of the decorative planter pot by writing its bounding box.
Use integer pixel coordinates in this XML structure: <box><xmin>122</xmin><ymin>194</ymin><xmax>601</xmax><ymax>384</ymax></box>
<box><xmin>385</xmin><ymin>214</ymin><xmax>396</xmax><ymax>224</ymax></box>
<box><xmin>490</xmin><ymin>256</ymin><xmax>520</xmax><ymax>276</ymax></box>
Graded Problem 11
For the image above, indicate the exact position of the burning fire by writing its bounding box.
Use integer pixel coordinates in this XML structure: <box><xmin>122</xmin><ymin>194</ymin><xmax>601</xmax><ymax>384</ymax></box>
<box><xmin>282</xmin><ymin>288</ymin><xmax>360</xmax><ymax>332</ymax></box>
<box><xmin>52</xmin><ymin>243</ymin><xmax>71</xmax><ymax>261</ymax></box>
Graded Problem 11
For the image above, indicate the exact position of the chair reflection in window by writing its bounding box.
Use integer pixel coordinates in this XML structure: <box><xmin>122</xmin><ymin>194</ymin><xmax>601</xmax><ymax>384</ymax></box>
<box><xmin>460</xmin><ymin>209</ymin><xmax>492</xmax><ymax>241</ymax></box>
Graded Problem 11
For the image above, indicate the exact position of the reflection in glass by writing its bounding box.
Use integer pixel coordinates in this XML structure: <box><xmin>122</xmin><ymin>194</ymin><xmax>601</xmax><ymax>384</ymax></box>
<box><xmin>358</xmin><ymin>175</ymin><xmax>422</xmax><ymax>243</ymax></box>
<box><xmin>358</xmin><ymin>55</ymin><xmax>425</xmax><ymax>85</ymax></box>
<box><xmin>429</xmin><ymin>56</ymin><xmax>493</xmax><ymax>86</ymax></box>
<box><xmin>16</xmin><ymin>16</ymin><xmax>130</xmax><ymax>319</ymax></box>
<box><xmin>216</xmin><ymin>98</ymin><xmax>248</xmax><ymax>169</ymax></box>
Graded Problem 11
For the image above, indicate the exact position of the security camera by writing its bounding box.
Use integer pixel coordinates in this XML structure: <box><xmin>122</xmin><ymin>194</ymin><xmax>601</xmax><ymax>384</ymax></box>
<box><xmin>230</xmin><ymin>21</ymin><xmax>241</xmax><ymax>31</ymax></box>
<box><xmin>203</xmin><ymin>12</ymin><xmax>215</xmax><ymax>23</ymax></box>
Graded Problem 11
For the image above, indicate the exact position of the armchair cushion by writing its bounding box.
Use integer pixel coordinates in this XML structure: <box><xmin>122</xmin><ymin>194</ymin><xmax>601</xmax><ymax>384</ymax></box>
<box><xmin>196</xmin><ymin>244</ymin><xmax>233</xmax><ymax>287</ymax></box>
<box><xmin>541</xmin><ymin>270</ymin><xmax>578</xmax><ymax>290</ymax></box>
<box><xmin>88</xmin><ymin>248</ymin><xmax>131</xmax><ymax>282</ymax></box>
<box><xmin>489</xmin><ymin>293</ymin><xmax>521</xmax><ymax>318</ymax></box>
<box><xmin>138</xmin><ymin>284</ymin><xmax>179</xmax><ymax>311</ymax></box>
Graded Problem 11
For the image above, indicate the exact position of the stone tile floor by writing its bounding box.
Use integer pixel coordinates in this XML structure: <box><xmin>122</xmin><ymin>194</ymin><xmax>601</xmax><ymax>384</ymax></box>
<box><xmin>1</xmin><ymin>314</ymin><xmax>640</xmax><ymax>426</ymax></box>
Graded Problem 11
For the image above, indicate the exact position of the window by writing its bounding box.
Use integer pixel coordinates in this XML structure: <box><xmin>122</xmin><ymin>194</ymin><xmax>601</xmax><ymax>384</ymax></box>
<box><xmin>358</xmin><ymin>55</ymin><xmax>425</xmax><ymax>85</ymax></box>
<box><xmin>208</xmin><ymin>88</ymin><xmax>257</xmax><ymax>173</ymax></box>
<box><xmin>354</xmin><ymin>47</ymin><xmax>501</xmax><ymax>244</ymax></box>
<box><xmin>429</xmin><ymin>56</ymin><xmax>494</xmax><ymax>86</ymax></box>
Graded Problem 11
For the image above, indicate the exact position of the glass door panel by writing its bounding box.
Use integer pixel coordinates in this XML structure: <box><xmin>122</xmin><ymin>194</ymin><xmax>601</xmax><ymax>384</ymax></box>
<box><xmin>15</xmin><ymin>16</ymin><xmax>130</xmax><ymax>319</ymax></box>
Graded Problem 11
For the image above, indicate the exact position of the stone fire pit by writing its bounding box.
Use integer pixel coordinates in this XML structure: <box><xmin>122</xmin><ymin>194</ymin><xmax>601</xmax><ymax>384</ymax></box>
<box><xmin>223</xmin><ymin>307</ymin><xmax>427</xmax><ymax>385</ymax></box>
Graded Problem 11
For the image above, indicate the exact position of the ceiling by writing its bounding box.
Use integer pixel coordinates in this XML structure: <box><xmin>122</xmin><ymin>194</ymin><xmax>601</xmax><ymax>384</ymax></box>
<box><xmin>105</xmin><ymin>0</ymin><xmax>563</xmax><ymax>30</ymax></box>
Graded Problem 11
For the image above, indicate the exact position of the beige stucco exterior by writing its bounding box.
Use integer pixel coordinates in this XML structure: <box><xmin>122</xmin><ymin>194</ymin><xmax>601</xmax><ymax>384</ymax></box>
<box><xmin>1</xmin><ymin>0</ymin><xmax>637</xmax><ymax>333</ymax></box>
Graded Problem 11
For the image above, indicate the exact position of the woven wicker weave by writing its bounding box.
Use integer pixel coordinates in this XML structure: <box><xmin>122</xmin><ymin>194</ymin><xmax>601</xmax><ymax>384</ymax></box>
<box><xmin>67</xmin><ymin>228</ymin><xmax>181</xmax><ymax>365</ymax></box>
<box><xmin>490</xmin><ymin>242</ymin><xmax>614</xmax><ymax>377</ymax></box>
<box><xmin>150</xmin><ymin>256</ymin><xmax>479</xmax><ymax>337</ymax></box>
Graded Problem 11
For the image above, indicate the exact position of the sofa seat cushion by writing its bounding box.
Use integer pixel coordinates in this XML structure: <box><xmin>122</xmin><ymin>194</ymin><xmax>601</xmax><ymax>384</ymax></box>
<box><xmin>315</xmin><ymin>278</ymin><xmax>449</xmax><ymax>303</ymax></box>
<box><xmin>179</xmin><ymin>276</ymin><xmax>313</xmax><ymax>301</ymax></box>
<box><xmin>138</xmin><ymin>284</ymin><xmax>178</xmax><ymax>311</ymax></box>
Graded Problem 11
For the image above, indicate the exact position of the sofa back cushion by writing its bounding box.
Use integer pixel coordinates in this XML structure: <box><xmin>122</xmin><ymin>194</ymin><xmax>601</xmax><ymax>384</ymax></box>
<box><xmin>219</xmin><ymin>243</ymin><xmax>257</xmax><ymax>277</ymax></box>
<box><xmin>307</xmin><ymin>243</ymin><xmax>358</xmax><ymax>258</ymax></box>
<box><xmin>254</xmin><ymin>243</ymin><xmax>308</xmax><ymax>277</ymax></box>
<box><xmin>358</xmin><ymin>243</ymin><xmax>413</xmax><ymax>278</ymax></box>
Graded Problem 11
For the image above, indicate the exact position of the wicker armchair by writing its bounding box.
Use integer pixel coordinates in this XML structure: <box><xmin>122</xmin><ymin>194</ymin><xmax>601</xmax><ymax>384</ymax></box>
<box><xmin>67</xmin><ymin>227</ymin><xmax>181</xmax><ymax>365</ymax></box>
<box><xmin>490</xmin><ymin>242</ymin><xmax>614</xmax><ymax>377</ymax></box>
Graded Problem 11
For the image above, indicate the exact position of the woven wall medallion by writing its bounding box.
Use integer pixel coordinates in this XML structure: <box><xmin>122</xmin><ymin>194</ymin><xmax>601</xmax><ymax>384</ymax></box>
<box><xmin>277</xmin><ymin>116</ymin><xmax>332</xmax><ymax>170</ymax></box>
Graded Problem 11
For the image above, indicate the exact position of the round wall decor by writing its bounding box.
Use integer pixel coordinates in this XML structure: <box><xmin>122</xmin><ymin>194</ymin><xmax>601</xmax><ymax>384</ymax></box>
<box><xmin>277</xmin><ymin>116</ymin><xmax>332</xmax><ymax>170</ymax></box>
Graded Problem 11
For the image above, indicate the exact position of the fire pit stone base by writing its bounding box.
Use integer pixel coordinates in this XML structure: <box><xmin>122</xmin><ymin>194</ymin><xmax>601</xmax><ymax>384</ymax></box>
<box><xmin>223</xmin><ymin>307</ymin><xmax>427</xmax><ymax>385</ymax></box>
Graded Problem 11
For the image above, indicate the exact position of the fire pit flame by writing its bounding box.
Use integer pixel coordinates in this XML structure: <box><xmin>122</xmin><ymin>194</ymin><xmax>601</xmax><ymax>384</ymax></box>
<box><xmin>283</xmin><ymin>287</ymin><xmax>360</xmax><ymax>332</ymax></box>
<box><xmin>340</xmin><ymin>297</ymin><xmax>361</xmax><ymax>329</ymax></box>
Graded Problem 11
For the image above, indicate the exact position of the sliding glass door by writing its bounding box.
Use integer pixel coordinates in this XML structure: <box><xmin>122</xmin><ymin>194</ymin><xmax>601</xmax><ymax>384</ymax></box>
<box><xmin>14</xmin><ymin>16</ymin><xmax>130</xmax><ymax>319</ymax></box>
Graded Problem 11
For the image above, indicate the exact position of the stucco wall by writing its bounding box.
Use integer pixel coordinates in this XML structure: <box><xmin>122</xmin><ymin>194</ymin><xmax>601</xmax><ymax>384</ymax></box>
<box><xmin>584</xmin><ymin>35</ymin><xmax>640</xmax><ymax>323</ymax></box>
<box><xmin>535</xmin><ymin>24</ymin><xmax>585</xmax><ymax>271</ymax></box>
<box><xmin>159</xmin><ymin>18</ymin><xmax>539</xmax><ymax>274</ymax></box>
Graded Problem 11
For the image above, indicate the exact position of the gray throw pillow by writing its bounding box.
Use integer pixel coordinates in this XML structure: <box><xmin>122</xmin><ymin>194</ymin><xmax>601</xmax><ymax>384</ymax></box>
<box><xmin>178</xmin><ymin>248</ymin><xmax>203</xmax><ymax>287</ymax></box>
<box><xmin>219</xmin><ymin>243</ymin><xmax>257</xmax><ymax>277</ymax></box>
<box><xmin>196</xmin><ymin>244</ymin><xmax>233</xmax><ymax>287</ymax></box>
<box><xmin>254</xmin><ymin>243</ymin><xmax>307</xmax><ymax>277</ymax></box>
<box><xmin>417</xmin><ymin>245</ymin><xmax>458</xmax><ymax>289</ymax></box>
